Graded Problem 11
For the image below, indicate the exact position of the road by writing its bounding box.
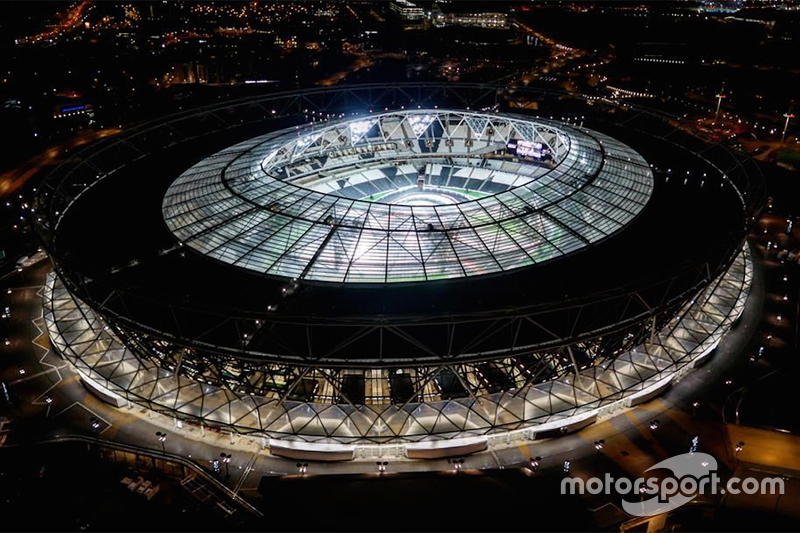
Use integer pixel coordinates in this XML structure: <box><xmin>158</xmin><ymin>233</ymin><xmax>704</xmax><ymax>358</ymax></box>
<box><xmin>0</xmin><ymin>127</ymin><xmax>120</xmax><ymax>199</ymax></box>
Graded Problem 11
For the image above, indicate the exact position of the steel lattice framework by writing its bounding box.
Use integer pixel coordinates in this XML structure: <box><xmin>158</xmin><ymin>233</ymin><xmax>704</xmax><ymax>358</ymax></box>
<box><xmin>43</xmin><ymin>246</ymin><xmax>750</xmax><ymax>444</ymax></box>
<box><xmin>32</xmin><ymin>84</ymin><xmax>763</xmax><ymax>446</ymax></box>
<box><xmin>162</xmin><ymin>110</ymin><xmax>653</xmax><ymax>283</ymax></box>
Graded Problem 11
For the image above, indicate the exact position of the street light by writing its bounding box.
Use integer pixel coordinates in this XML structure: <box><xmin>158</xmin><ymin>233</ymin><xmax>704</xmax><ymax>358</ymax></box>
<box><xmin>639</xmin><ymin>485</ymin><xmax>648</xmax><ymax>514</ymax></box>
<box><xmin>220</xmin><ymin>453</ymin><xmax>232</xmax><ymax>478</ymax></box>
<box><xmin>782</xmin><ymin>112</ymin><xmax>795</xmax><ymax>143</ymax></box>
<box><xmin>714</xmin><ymin>87</ymin><xmax>726</xmax><ymax>122</ymax></box>
<box><xmin>593</xmin><ymin>440</ymin><xmax>605</xmax><ymax>463</ymax></box>
<box><xmin>155</xmin><ymin>431</ymin><xmax>167</xmax><ymax>453</ymax></box>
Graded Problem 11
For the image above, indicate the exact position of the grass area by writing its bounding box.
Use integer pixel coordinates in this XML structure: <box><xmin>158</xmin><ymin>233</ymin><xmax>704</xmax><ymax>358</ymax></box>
<box><xmin>363</xmin><ymin>186</ymin><xmax>491</xmax><ymax>203</ymax></box>
<box><xmin>776</xmin><ymin>149</ymin><xmax>800</xmax><ymax>171</ymax></box>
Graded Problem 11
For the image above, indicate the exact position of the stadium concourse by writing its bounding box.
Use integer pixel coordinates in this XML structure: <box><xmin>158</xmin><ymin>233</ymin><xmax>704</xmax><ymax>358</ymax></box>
<box><xmin>32</xmin><ymin>84</ymin><xmax>762</xmax><ymax>462</ymax></box>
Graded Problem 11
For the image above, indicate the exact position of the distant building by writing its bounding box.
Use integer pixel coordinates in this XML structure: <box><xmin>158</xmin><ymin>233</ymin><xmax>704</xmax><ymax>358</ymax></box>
<box><xmin>314</xmin><ymin>7</ymin><xmax>338</xmax><ymax>18</ymax></box>
<box><xmin>698</xmin><ymin>0</ymin><xmax>744</xmax><ymax>13</ymax></box>
<box><xmin>434</xmin><ymin>12</ymin><xmax>508</xmax><ymax>29</ymax></box>
<box><xmin>725</xmin><ymin>9</ymin><xmax>778</xmax><ymax>28</ymax></box>
<box><xmin>197</xmin><ymin>62</ymin><xmax>225</xmax><ymax>85</ymax></box>
<box><xmin>275</xmin><ymin>35</ymin><xmax>298</xmax><ymax>49</ymax></box>
<box><xmin>52</xmin><ymin>102</ymin><xmax>94</xmax><ymax>121</ymax></box>
<box><xmin>390</xmin><ymin>0</ymin><xmax>425</xmax><ymax>21</ymax></box>
<box><xmin>174</xmin><ymin>62</ymin><xmax>197</xmax><ymax>84</ymax></box>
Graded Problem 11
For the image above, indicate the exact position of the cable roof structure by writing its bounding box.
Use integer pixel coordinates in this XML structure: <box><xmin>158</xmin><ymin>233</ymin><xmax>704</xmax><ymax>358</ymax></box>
<box><xmin>163</xmin><ymin>111</ymin><xmax>653</xmax><ymax>283</ymax></box>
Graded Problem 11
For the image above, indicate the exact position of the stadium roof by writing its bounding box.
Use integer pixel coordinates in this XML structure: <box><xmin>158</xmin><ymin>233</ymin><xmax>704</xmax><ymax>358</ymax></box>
<box><xmin>162</xmin><ymin>111</ymin><xmax>653</xmax><ymax>284</ymax></box>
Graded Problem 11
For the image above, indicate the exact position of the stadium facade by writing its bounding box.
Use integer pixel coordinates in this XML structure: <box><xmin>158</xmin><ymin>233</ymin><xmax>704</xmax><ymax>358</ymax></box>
<box><xmin>35</xmin><ymin>84</ymin><xmax>762</xmax><ymax>458</ymax></box>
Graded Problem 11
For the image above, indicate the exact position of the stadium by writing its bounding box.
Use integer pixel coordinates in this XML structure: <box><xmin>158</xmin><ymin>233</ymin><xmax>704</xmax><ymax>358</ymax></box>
<box><xmin>34</xmin><ymin>84</ymin><xmax>762</xmax><ymax>459</ymax></box>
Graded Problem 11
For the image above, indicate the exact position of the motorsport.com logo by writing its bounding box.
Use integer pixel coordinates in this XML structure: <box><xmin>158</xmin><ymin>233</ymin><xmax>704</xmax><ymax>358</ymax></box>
<box><xmin>561</xmin><ymin>452</ymin><xmax>784</xmax><ymax>517</ymax></box>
